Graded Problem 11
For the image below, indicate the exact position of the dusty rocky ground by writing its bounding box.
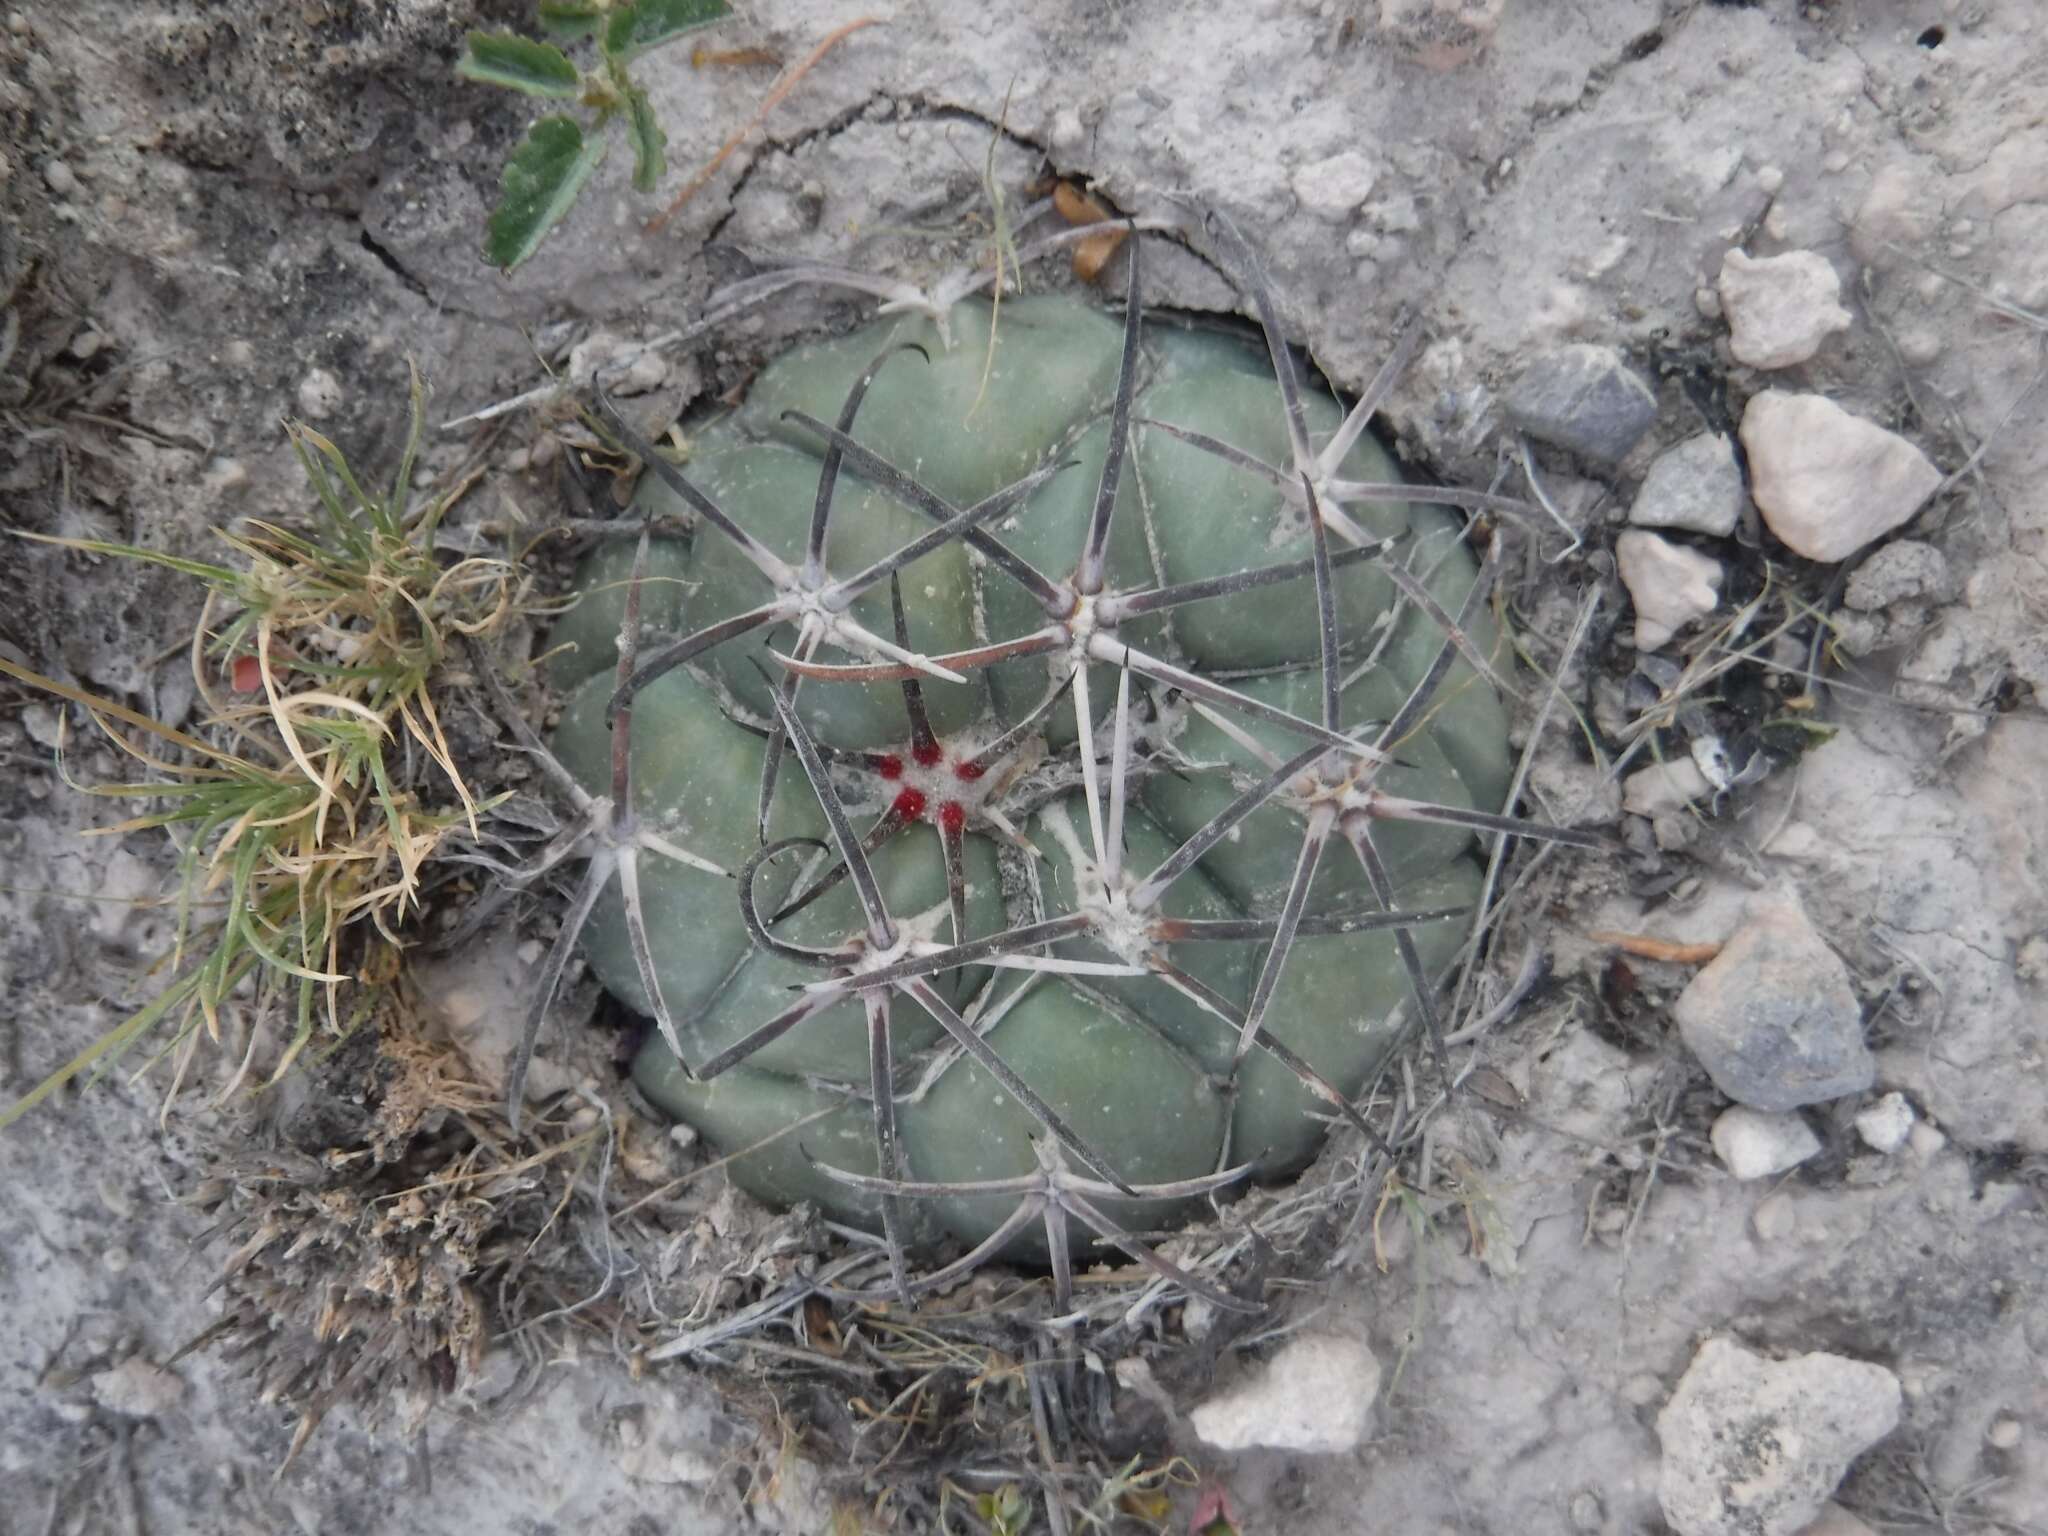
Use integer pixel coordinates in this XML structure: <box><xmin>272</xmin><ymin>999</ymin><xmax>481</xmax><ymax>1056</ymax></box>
<box><xmin>3</xmin><ymin>0</ymin><xmax>2044</xmax><ymax>1532</ymax></box>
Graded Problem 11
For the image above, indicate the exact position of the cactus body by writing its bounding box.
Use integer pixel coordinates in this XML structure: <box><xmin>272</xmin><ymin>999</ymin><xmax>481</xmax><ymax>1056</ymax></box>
<box><xmin>549</xmin><ymin>293</ymin><xmax>1511</xmax><ymax>1255</ymax></box>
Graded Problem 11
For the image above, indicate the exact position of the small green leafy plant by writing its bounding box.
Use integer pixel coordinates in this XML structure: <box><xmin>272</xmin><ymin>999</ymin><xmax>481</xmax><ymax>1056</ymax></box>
<box><xmin>459</xmin><ymin>0</ymin><xmax>731</xmax><ymax>271</ymax></box>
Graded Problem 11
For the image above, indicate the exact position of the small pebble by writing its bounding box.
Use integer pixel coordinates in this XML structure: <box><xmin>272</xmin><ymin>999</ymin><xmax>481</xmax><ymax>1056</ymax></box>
<box><xmin>1190</xmin><ymin>1333</ymin><xmax>1380</xmax><ymax>1454</ymax></box>
<box><xmin>1630</xmin><ymin>432</ymin><xmax>1746</xmax><ymax>537</ymax></box>
<box><xmin>296</xmin><ymin>367</ymin><xmax>344</xmax><ymax>420</ymax></box>
<box><xmin>1907</xmin><ymin>1121</ymin><xmax>1946</xmax><ymax>1158</ymax></box>
<box><xmin>1617</xmin><ymin>530</ymin><xmax>1723</xmax><ymax>649</ymax></box>
<box><xmin>1853</xmin><ymin>1092</ymin><xmax>1914</xmax><ymax>1153</ymax></box>
<box><xmin>1505</xmin><ymin>344</ymin><xmax>1659</xmax><ymax>464</ymax></box>
<box><xmin>1292</xmin><ymin>150</ymin><xmax>1380</xmax><ymax>222</ymax></box>
<box><xmin>1753</xmin><ymin>1191</ymin><xmax>1797</xmax><ymax>1242</ymax></box>
<box><xmin>1843</xmin><ymin>540</ymin><xmax>1950</xmax><ymax>611</ymax></box>
<box><xmin>1623</xmin><ymin>757</ymin><xmax>1714</xmax><ymax>817</ymax></box>
<box><xmin>21</xmin><ymin>701</ymin><xmax>63</xmax><ymax>750</ymax></box>
<box><xmin>42</xmin><ymin>157</ymin><xmax>78</xmax><ymax>197</ymax></box>
<box><xmin>1741</xmin><ymin>391</ymin><xmax>1942</xmax><ymax>562</ymax></box>
<box><xmin>1719</xmin><ymin>249</ymin><xmax>1852</xmax><ymax>369</ymax></box>
<box><xmin>1987</xmin><ymin>1417</ymin><xmax>2023</xmax><ymax>1450</ymax></box>
<box><xmin>1657</xmin><ymin>1338</ymin><xmax>1901</xmax><ymax>1536</ymax></box>
<box><xmin>1672</xmin><ymin>890</ymin><xmax>1875</xmax><ymax>1112</ymax></box>
<box><xmin>89</xmin><ymin>1357</ymin><xmax>186</xmax><ymax>1420</ymax></box>
<box><xmin>1376</xmin><ymin>0</ymin><xmax>1508</xmax><ymax>68</ymax></box>
<box><xmin>1712</xmin><ymin>1106</ymin><xmax>1821</xmax><ymax>1181</ymax></box>
<box><xmin>1802</xmin><ymin>1504</ymin><xmax>1879</xmax><ymax>1536</ymax></box>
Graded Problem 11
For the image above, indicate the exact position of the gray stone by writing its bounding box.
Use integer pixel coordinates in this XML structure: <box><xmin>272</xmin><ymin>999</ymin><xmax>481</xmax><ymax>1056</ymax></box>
<box><xmin>1672</xmin><ymin>891</ymin><xmax>1875</xmax><ymax>1112</ymax></box>
<box><xmin>1505</xmin><ymin>344</ymin><xmax>1659</xmax><ymax>463</ymax></box>
<box><xmin>1740</xmin><ymin>392</ymin><xmax>1942</xmax><ymax>563</ymax></box>
<box><xmin>1630</xmin><ymin>432</ymin><xmax>1746</xmax><ymax>537</ymax></box>
<box><xmin>1189</xmin><ymin>1333</ymin><xmax>1380</xmax><ymax>1454</ymax></box>
<box><xmin>1843</xmin><ymin>540</ymin><xmax>1951</xmax><ymax>611</ymax></box>
<box><xmin>1617</xmin><ymin>529</ymin><xmax>1723</xmax><ymax>649</ymax></box>
<box><xmin>1658</xmin><ymin>1338</ymin><xmax>1900</xmax><ymax>1536</ymax></box>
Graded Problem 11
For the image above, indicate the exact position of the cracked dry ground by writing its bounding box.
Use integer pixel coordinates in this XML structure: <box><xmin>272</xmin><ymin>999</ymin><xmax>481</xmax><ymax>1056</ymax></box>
<box><xmin>3</xmin><ymin>1</ymin><xmax>2045</xmax><ymax>1533</ymax></box>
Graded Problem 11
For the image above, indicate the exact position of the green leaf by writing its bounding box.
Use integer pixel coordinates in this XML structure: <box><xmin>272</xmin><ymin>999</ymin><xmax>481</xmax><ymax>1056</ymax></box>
<box><xmin>484</xmin><ymin>115</ymin><xmax>610</xmax><ymax>271</ymax></box>
<box><xmin>537</xmin><ymin>0</ymin><xmax>603</xmax><ymax>39</ymax></box>
<box><xmin>625</xmin><ymin>84</ymin><xmax>667</xmax><ymax>192</ymax></box>
<box><xmin>602</xmin><ymin>0</ymin><xmax>731</xmax><ymax>62</ymax></box>
<box><xmin>457</xmin><ymin>31</ymin><xmax>583</xmax><ymax>98</ymax></box>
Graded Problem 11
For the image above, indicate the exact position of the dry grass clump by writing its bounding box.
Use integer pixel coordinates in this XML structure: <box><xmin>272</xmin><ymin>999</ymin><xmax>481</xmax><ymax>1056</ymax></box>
<box><xmin>178</xmin><ymin>989</ymin><xmax>603</xmax><ymax>1470</ymax></box>
<box><xmin>0</xmin><ymin>365</ymin><xmax>523</xmax><ymax>1129</ymax></box>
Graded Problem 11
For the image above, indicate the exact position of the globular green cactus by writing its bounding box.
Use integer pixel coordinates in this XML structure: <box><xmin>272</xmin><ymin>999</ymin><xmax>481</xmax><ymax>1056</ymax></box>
<box><xmin>533</xmin><ymin>228</ymin><xmax>1600</xmax><ymax>1307</ymax></box>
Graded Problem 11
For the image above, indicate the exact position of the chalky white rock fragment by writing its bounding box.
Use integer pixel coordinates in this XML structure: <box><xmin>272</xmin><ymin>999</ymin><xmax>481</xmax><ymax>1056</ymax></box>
<box><xmin>1658</xmin><ymin>1338</ymin><xmax>1900</xmax><ymax>1536</ymax></box>
<box><xmin>1853</xmin><ymin>1092</ymin><xmax>1914</xmax><ymax>1154</ymax></box>
<box><xmin>1741</xmin><ymin>392</ymin><xmax>1941</xmax><ymax>563</ymax></box>
<box><xmin>1718</xmin><ymin>250</ymin><xmax>1852</xmax><ymax>369</ymax></box>
<box><xmin>1190</xmin><ymin>1333</ymin><xmax>1380</xmax><ymax>1454</ymax></box>
<box><xmin>1617</xmin><ymin>529</ymin><xmax>1724</xmax><ymax>649</ymax></box>
<box><xmin>1292</xmin><ymin>151</ymin><xmax>1380</xmax><ymax>222</ymax></box>
<box><xmin>1712</xmin><ymin>1106</ymin><xmax>1821</xmax><ymax>1181</ymax></box>
<box><xmin>1623</xmin><ymin>757</ymin><xmax>1714</xmax><ymax>817</ymax></box>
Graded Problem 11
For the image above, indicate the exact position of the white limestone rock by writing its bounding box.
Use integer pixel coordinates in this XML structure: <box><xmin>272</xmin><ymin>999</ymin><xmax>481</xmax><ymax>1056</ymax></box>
<box><xmin>1623</xmin><ymin>757</ymin><xmax>1714</xmax><ymax>817</ymax></box>
<box><xmin>1658</xmin><ymin>1338</ymin><xmax>1900</xmax><ymax>1536</ymax></box>
<box><xmin>1741</xmin><ymin>392</ymin><xmax>1941</xmax><ymax>563</ymax></box>
<box><xmin>1617</xmin><ymin>529</ymin><xmax>1724</xmax><ymax>649</ymax></box>
<box><xmin>1718</xmin><ymin>249</ymin><xmax>1852</xmax><ymax>369</ymax></box>
<box><xmin>1853</xmin><ymin>1092</ymin><xmax>1915</xmax><ymax>1154</ymax></box>
<box><xmin>1190</xmin><ymin>1333</ymin><xmax>1380</xmax><ymax>1454</ymax></box>
<box><xmin>1712</xmin><ymin>1106</ymin><xmax>1821</xmax><ymax>1181</ymax></box>
<box><xmin>1292</xmin><ymin>151</ymin><xmax>1380</xmax><ymax>222</ymax></box>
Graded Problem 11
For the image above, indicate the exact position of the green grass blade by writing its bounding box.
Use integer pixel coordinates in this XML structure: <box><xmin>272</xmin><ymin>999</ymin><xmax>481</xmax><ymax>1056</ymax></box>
<box><xmin>11</xmin><ymin>530</ymin><xmax>245</xmax><ymax>588</ymax></box>
<box><xmin>1</xmin><ymin>973</ymin><xmax>200</xmax><ymax>1132</ymax></box>
<box><xmin>389</xmin><ymin>358</ymin><xmax>428</xmax><ymax>525</ymax></box>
